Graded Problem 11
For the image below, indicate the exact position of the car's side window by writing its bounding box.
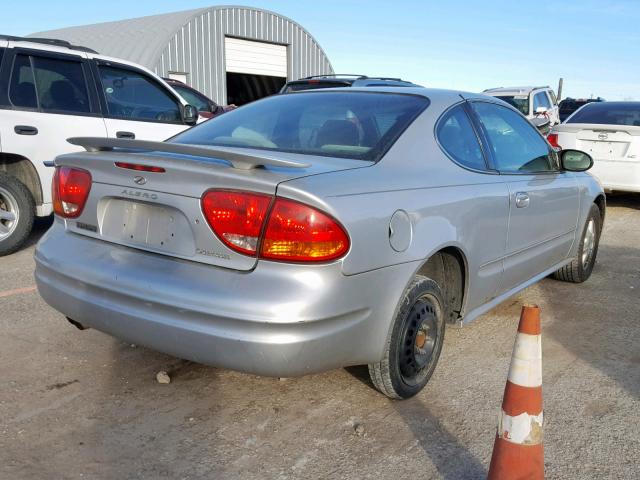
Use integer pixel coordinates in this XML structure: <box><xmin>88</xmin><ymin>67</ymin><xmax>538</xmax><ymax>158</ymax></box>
<box><xmin>32</xmin><ymin>56</ymin><xmax>90</xmax><ymax>114</ymax></box>
<box><xmin>9</xmin><ymin>54</ymin><xmax>38</xmax><ymax>109</ymax></box>
<box><xmin>548</xmin><ymin>90</ymin><xmax>557</xmax><ymax>106</ymax></box>
<box><xmin>98</xmin><ymin>65</ymin><xmax>182</xmax><ymax>123</ymax></box>
<box><xmin>471</xmin><ymin>102</ymin><xmax>556</xmax><ymax>173</ymax></box>
<box><xmin>437</xmin><ymin>104</ymin><xmax>486</xmax><ymax>171</ymax></box>
<box><xmin>9</xmin><ymin>54</ymin><xmax>90</xmax><ymax>114</ymax></box>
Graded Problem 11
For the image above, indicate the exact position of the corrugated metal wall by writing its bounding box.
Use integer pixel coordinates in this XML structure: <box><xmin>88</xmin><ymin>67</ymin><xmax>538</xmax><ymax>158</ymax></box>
<box><xmin>156</xmin><ymin>7</ymin><xmax>334</xmax><ymax>104</ymax></box>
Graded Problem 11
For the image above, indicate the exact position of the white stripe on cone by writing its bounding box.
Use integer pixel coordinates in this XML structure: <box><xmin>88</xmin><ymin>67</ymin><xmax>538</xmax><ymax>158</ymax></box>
<box><xmin>507</xmin><ymin>332</ymin><xmax>542</xmax><ymax>387</ymax></box>
<box><xmin>498</xmin><ymin>410</ymin><xmax>544</xmax><ymax>444</ymax></box>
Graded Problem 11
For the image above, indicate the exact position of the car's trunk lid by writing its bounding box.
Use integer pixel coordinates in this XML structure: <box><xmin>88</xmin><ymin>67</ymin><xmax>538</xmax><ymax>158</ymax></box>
<box><xmin>55</xmin><ymin>140</ymin><xmax>371</xmax><ymax>271</ymax></box>
<box><xmin>555</xmin><ymin>123</ymin><xmax>640</xmax><ymax>162</ymax></box>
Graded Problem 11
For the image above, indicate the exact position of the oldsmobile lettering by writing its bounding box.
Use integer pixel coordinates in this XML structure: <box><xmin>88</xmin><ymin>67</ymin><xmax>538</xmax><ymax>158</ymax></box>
<box><xmin>121</xmin><ymin>189</ymin><xmax>158</xmax><ymax>201</ymax></box>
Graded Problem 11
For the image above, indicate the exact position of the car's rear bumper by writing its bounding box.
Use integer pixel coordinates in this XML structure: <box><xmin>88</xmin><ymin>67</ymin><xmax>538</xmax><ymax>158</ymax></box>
<box><xmin>591</xmin><ymin>160</ymin><xmax>640</xmax><ymax>193</ymax></box>
<box><xmin>35</xmin><ymin>222</ymin><xmax>417</xmax><ymax>377</ymax></box>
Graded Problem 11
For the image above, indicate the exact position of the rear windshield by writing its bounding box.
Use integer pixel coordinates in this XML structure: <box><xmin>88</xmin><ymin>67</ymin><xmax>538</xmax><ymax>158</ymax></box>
<box><xmin>495</xmin><ymin>95</ymin><xmax>529</xmax><ymax>115</ymax></box>
<box><xmin>559</xmin><ymin>99</ymin><xmax>588</xmax><ymax>113</ymax></box>
<box><xmin>281</xmin><ymin>81</ymin><xmax>351</xmax><ymax>93</ymax></box>
<box><xmin>567</xmin><ymin>102</ymin><xmax>640</xmax><ymax>126</ymax></box>
<box><xmin>171</xmin><ymin>91</ymin><xmax>429</xmax><ymax>161</ymax></box>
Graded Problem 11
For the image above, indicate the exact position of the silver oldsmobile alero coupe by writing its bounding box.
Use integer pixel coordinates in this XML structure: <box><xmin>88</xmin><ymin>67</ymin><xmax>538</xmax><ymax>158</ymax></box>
<box><xmin>35</xmin><ymin>87</ymin><xmax>604</xmax><ymax>399</ymax></box>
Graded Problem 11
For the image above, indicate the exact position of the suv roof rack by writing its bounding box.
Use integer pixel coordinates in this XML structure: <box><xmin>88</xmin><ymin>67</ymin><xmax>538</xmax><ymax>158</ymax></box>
<box><xmin>300</xmin><ymin>74</ymin><xmax>368</xmax><ymax>80</ymax></box>
<box><xmin>0</xmin><ymin>34</ymin><xmax>98</xmax><ymax>54</ymax></box>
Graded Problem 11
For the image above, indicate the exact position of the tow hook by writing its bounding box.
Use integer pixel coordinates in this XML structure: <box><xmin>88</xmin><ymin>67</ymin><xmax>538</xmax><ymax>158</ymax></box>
<box><xmin>66</xmin><ymin>317</ymin><xmax>89</xmax><ymax>330</ymax></box>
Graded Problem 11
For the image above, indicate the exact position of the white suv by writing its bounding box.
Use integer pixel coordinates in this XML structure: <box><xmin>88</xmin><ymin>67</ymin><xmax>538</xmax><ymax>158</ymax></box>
<box><xmin>0</xmin><ymin>35</ymin><xmax>198</xmax><ymax>255</ymax></box>
<box><xmin>483</xmin><ymin>86</ymin><xmax>560</xmax><ymax>127</ymax></box>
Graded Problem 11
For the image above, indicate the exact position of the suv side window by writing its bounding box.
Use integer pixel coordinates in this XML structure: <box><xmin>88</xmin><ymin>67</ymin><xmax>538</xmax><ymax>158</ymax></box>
<box><xmin>471</xmin><ymin>102</ymin><xmax>555</xmax><ymax>173</ymax></box>
<box><xmin>547</xmin><ymin>90</ymin><xmax>557</xmax><ymax>106</ymax></box>
<box><xmin>98</xmin><ymin>65</ymin><xmax>181</xmax><ymax>123</ymax></box>
<box><xmin>9</xmin><ymin>55</ymin><xmax>37</xmax><ymax>109</ymax></box>
<box><xmin>437</xmin><ymin>104</ymin><xmax>486</xmax><ymax>170</ymax></box>
<box><xmin>32</xmin><ymin>56</ymin><xmax>90</xmax><ymax>113</ymax></box>
<box><xmin>9</xmin><ymin>54</ymin><xmax>90</xmax><ymax>114</ymax></box>
<box><xmin>533</xmin><ymin>92</ymin><xmax>551</xmax><ymax>111</ymax></box>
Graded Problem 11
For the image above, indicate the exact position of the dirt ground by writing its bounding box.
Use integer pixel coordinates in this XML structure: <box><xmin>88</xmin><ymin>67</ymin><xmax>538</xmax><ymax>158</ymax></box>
<box><xmin>1</xmin><ymin>194</ymin><xmax>639</xmax><ymax>480</ymax></box>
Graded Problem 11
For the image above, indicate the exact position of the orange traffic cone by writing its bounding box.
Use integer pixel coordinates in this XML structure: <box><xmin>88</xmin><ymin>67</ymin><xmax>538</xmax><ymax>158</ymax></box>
<box><xmin>488</xmin><ymin>305</ymin><xmax>544</xmax><ymax>480</ymax></box>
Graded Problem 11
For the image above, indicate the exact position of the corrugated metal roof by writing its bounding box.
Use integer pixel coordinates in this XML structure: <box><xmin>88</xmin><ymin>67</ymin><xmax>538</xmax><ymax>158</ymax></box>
<box><xmin>29</xmin><ymin>8</ymin><xmax>208</xmax><ymax>68</ymax></box>
<box><xmin>28</xmin><ymin>6</ymin><xmax>334</xmax><ymax>103</ymax></box>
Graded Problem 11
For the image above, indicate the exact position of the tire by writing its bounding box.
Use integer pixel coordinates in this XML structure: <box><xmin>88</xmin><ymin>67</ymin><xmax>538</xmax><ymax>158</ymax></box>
<box><xmin>0</xmin><ymin>173</ymin><xmax>35</xmax><ymax>256</ymax></box>
<box><xmin>553</xmin><ymin>203</ymin><xmax>602</xmax><ymax>283</ymax></box>
<box><xmin>368</xmin><ymin>275</ymin><xmax>446</xmax><ymax>399</ymax></box>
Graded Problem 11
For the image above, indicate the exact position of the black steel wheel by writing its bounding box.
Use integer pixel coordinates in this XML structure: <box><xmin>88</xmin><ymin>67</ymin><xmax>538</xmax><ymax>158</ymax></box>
<box><xmin>369</xmin><ymin>275</ymin><xmax>446</xmax><ymax>399</ymax></box>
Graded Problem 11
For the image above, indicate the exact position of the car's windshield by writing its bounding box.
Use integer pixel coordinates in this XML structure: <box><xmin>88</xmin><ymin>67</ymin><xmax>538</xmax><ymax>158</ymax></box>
<box><xmin>495</xmin><ymin>95</ymin><xmax>529</xmax><ymax>115</ymax></box>
<box><xmin>567</xmin><ymin>102</ymin><xmax>640</xmax><ymax>126</ymax></box>
<box><xmin>171</xmin><ymin>91</ymin><xmax>429</xmax><ymax>161</ymax></box>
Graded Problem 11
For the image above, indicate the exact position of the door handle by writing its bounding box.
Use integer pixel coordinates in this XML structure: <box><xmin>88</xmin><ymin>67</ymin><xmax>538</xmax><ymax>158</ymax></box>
<box><xmin>14</xmin><ymin>125</ymin><xmax>38</xmax><ymax>135</ymax></box>
<box><xmin>515</xmin><ymin>192</ymin><xmax>530</xmax><ymax>208</ymax></box>
<box><xmin>116</xmin><ymin>131</ymin><xmax>135</xmax><ymax>139</ymax></box>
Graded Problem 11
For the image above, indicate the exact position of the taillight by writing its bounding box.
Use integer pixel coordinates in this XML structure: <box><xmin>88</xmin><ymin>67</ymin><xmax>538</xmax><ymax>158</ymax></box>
<box><xmin>200</xmin><ymin>190</ymin><xmax>350</xmax><ymax>262</ymax></box>
<box><xmin>261</xmin><ymin>198</ymin><xmax>349</xmax><ymax>262</ymax></box>
<box><xmin>201</xmin><ymin>190</ymin><xmax>272</xmax><ymax>255</ymax></box>
<box><xmin>52</xmin><ymin>166</ymin><xmax>92</xmax><ymax>218</ymax></box>
<box><xmin>547</xmin><ymin>133</ymin><xmax>561</xmax><ymax>148</ymax></box>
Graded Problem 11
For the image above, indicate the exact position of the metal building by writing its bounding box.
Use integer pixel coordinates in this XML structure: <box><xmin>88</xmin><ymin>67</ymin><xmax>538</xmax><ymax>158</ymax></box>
<box><xmin>30</xmin><ymin>6</ymin><xmax>334</xmax><ymax>105</ymax></box>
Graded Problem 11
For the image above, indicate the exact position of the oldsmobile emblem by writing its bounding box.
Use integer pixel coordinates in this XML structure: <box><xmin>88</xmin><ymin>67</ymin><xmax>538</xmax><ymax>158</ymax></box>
<box><xmin>133</xmin><ymin>175</ymin><xmax>147</xmax><ymax>185</ymax></box>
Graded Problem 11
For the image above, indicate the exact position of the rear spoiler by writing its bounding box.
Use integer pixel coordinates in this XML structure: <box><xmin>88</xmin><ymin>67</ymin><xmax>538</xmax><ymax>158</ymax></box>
<box><xmin>66</xmin><ymin>137</ymin><xmax>311</xmax><ymax>170</ymax></box>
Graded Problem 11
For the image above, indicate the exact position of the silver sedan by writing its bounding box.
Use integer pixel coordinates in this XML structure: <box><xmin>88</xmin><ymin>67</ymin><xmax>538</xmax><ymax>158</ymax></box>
<box><xmin>35</xmin><ymin>87</ymin><xmax>604</xmax><ymax>399</ymax></box>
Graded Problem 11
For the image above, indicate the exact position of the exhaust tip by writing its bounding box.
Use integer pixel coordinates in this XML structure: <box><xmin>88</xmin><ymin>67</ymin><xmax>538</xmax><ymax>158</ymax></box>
<box><xmin>66</xmin><ymin>317</ymin><xmax>89</xmax><ymax>330</ymax></box>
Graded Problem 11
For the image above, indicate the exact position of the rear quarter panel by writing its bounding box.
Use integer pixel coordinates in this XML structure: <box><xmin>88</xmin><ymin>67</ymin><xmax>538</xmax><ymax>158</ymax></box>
<box><xmin>278</xmin><ymin>95</ymin><xmax>511</xmax><ymax>312</ymax></box>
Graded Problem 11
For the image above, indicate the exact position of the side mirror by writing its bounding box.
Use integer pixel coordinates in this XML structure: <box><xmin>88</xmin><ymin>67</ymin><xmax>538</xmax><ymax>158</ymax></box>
<box><xmin>535</xmin><ymin>106</ymin><xmax>548</xmax><ymax>115</ymax></box>
<box><xmin>561</xmin><ymin>149</ymin><xmax>593</xmax><ymax>172</ymax></box>
<box><xmin>182</xmin><ymin>104</ymin><xmax>198</xmax><ymax>126</ymax></box>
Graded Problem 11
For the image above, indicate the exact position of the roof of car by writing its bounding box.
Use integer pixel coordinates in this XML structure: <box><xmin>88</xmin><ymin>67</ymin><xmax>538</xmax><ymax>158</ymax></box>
<box><xmin>483</xmin><ymin>86</ymin><xmax>550</xmax><ymax>95</ymax></box>
<box><xmin>283</xmin><ymin>74</ymin><xmax>420</xmax><ymax>88</ymax></box>
<box><xmin>291</xmin><ymin>85</ymin><xmax>489</xmax><ymax>103</ymax></box>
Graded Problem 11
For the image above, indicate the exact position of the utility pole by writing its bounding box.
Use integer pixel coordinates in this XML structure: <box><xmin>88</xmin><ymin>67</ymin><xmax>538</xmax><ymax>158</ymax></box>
<box><xmin>557</xmin><ymin>78</ymin><xmax>563</xmax><ymax>101</ymax></box>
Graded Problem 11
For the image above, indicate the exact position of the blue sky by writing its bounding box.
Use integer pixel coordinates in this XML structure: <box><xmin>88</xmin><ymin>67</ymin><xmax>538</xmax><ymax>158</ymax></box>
<box><xmin>2</xmin><ymin>0</ymin><xmax>639</xmax><ymax>100</ymax></box>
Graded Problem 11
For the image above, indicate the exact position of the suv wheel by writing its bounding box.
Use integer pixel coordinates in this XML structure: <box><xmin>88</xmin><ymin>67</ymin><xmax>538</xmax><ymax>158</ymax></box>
<box><xmin>0</xmin><ymin>174</ymin><xmax>35</xmax><ymax>256</ymax></box>
<box><xmin>368</xmin><ymin>275</ymin><xmax>446</xmax><ymax>399</ymax></box>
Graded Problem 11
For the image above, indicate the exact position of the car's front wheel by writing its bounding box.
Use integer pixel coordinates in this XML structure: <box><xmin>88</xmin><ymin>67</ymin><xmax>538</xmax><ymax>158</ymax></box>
<box><xmin>0</xmin><ymin>173</ymin><xmax>35</xmax><ymax>256</ymax></box>
<box><xmin>553</xmin><ymin>203</ymin><xmax>602</xmax><ymax>283</ymax></box>
<box><xmin>368</xmin><ymin>275</ymin><xmax>446</xmax><ymax>399</ymax></box>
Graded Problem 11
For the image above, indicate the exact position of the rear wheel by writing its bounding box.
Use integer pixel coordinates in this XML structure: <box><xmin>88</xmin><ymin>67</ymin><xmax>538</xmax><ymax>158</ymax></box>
<box><xmin>553</xmin><ymin>203</ymin><xmax>602</xmax><ymax>283</ymax></box>
<box><xmin>368</xmin><ymin>276</ymin><xmax>446</xmax><ymax>399</ymax></box>
<box><xmin>0</xmin><ymin>174</ymin><xmax>35</xmax><ymax>256</ymax></box>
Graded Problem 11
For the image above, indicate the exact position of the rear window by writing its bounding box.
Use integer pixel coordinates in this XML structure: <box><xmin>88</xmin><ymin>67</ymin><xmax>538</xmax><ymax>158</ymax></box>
<box><xmin>171</xmin><ymin>91</ymin><xmax>429</xmax><ymax>161</ymax></box>
<box><xmin>567</xmin><ymin>102</ymin><xmax>640</xmax><ymax>126</ymax></box>
<box><xmin>495</xmin><ymin>95</ymin><xmax>529</xmax><ymax>115</ymax></box>
<box><xmin>281</xmin><ymin>81</ymin><xmax>351</xmax><ymax>93</ymax></box>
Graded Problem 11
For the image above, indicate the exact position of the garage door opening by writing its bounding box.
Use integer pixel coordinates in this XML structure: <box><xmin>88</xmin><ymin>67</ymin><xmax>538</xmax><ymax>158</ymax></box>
<box><xmin>224</xmin><ymin>37</ymin><xmax>287</xmax><ymax>106</ymax></box>
<box><xmin>226</xmin><ymin>72</ymin><xmax>285</xmax><ymax>106</ymax></box>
